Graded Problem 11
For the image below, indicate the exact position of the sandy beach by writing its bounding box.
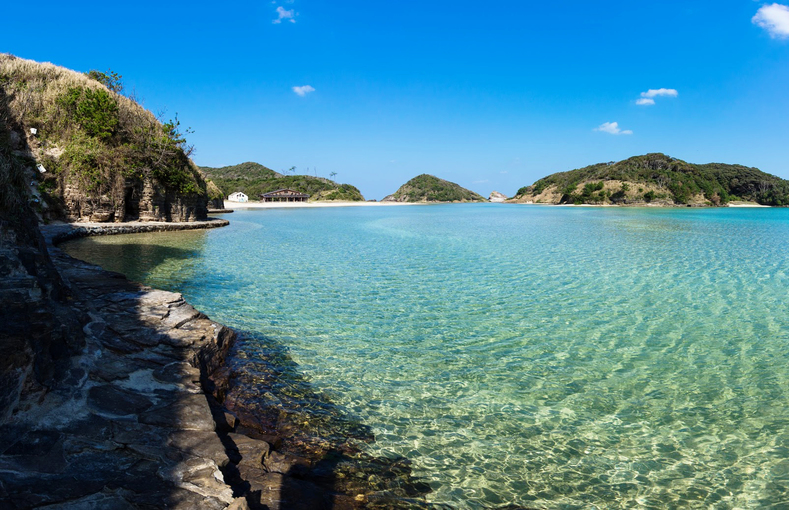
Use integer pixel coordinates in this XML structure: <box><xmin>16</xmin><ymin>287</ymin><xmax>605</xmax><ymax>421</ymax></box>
<box><xmin>225</xmin><ymin>200</ymin><xmax>419</xmax><ymax>209</ymax></box>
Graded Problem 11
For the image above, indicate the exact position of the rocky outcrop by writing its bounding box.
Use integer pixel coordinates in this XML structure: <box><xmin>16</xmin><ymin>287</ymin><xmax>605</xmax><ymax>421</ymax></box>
<box><xmin>0</xmin><ymin>248</ymin><xmax>240</xmax><ymax>508</ymax></box>
<box><xmin>0</xmin><ymin>213</ymin><xmax>84</xmax><ymax>424</ymax></box>
<box><xmin>60</xmin><ymin>175</ymin><xmax>209</xmax><ymax>223</ymax></box>
<box><xmin>45</xmin><ymin>218</ymin><xmax>229</xmax><ymax>245</ymax></box>
<box><xmin>1</xmin><ymin>54</ymin><xmax>211</xmax><ymax>224</ymax></box>
<box><xmin>0</xmin><ymin>88</ymin><xmax>84</xmax><ymax>424</ymax></box>
<box><xmin>489</xmin><ymin>191</ymin><xmax>507</xmax><ymax>203</ymax></box>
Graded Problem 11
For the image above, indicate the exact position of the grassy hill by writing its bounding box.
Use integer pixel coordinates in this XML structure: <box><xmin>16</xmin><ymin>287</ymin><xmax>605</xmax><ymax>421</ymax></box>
<box><xmin>382</xmin><ymin>174</ymin><xmax>486</xmax><ymax>203</ymax></box>
<box><xmin>512</xmin><ymin>153</ymin><xmax>789</xmax><ymax>206</ymax></box>
<box><xmin>200</xmin><ymin>162</ymin><xmax>365</xmax><ymax>201</ymax></box>
<box><xmin>0</xmin><ymin>54</ymin><xmax>210</xmax><ymax>222</ymax></box>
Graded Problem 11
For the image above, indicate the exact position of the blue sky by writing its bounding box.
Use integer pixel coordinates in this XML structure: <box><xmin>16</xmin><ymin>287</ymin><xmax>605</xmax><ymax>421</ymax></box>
<box><xmin>3</xmin><ymin>1</ymin><xmax>789</xmax><ymax>199</ymax></box>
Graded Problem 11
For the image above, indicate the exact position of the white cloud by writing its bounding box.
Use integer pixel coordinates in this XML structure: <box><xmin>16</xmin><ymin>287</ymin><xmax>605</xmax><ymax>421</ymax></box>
<box><xmin>273</xmin><ymin>6</ymin><xmax>296</xmax><ymax>24</ymax></box>
<box><xmin>753</xmin><ymin>3</ymin><xmax>789</xmax><ymax>38</ymax></box>
<box><xmin>641</xmin><ymin>88</ymin><xmax>678</xmax><ymax>99</ymax></box>
<box><xmin>636</xmin><ymin>98</ymin><xmax>655</xmax><ymax>106</ymax></box>
<box><xmin>292</xmin><ymin>85</ymin><xmax>315</xmax><ymax>97</ymax></box>
<box><xmin>595</xmin><ymin>122</ymin><xmax>633</xmax><ymax>135</ymax></box>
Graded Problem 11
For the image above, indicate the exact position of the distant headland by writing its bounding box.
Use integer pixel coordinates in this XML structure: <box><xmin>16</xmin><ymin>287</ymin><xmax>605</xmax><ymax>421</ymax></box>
<box><xmin>509</xmin><ymin>153</ymin><xmax>789</xmax><ymax>207</ymax></box>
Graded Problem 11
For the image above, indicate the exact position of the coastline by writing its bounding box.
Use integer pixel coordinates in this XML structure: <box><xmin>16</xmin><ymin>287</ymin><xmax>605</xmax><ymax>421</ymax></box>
<box><xmin>226</xmin><ymin>200</ymin><xmax>419</xmax><ymax>209</ymax></box>
<box><xmin>42</xmin><ymin>217</ymin><xmax>230</xmax><ymax>244</ymax></box>
<box><xmin>0</xmin><ymin>219</ymin><xmax>429</xmax><ymax>509</ymax></box>
<box><xmin>505</xmin><ymin>201</ymin><xmax>772</xmax><ymax>208</ymax></box>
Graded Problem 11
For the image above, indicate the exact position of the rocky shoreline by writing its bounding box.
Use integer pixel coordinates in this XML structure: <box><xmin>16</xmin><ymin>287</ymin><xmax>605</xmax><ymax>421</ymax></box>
<box><xmin>1</xmin><ymin>221</ymin><xmax>431</xmax><ymax>509</ymax></box>
<box><xmin>42</xmin><ymin>218</ymin><xmax>230</xmax><ymax>245</ymax></box>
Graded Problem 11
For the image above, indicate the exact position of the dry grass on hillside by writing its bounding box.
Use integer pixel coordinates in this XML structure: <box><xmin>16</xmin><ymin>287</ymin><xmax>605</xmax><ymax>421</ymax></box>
<box><xmin>0</xmin><ymin>54</ymin><xmax>160</xmax><ymax>149</ymax></box>
<box><xmin>0</xmin><ymin>54</ymin><xmax>205</xmax><ymax>216</ymax></box>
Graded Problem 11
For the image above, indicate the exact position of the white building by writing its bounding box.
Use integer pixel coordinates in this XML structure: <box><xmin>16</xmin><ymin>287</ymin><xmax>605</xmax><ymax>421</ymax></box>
<box><xmin>228</xmin><ymin>192</ymin><xmax>248</xmax><ymax>203</ymax></box>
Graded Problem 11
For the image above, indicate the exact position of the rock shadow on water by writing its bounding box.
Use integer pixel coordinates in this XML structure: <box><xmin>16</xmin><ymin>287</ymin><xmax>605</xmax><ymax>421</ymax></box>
<box><xmin>208</xmin><ymin>330</ymin><xmax>437</xmax><ymax>508</ymax></box>
<box><xmin>60</xmin><ymin>235</ymin><xmax>208</xmax><ymax>286</ymax></box>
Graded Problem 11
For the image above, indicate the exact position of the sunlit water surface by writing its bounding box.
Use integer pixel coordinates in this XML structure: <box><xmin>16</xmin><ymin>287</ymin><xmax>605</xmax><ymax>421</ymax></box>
<box><xmin>63</xmin><ymin>205</ymin><xmax>789</xmax><ymax>509</ymax></box>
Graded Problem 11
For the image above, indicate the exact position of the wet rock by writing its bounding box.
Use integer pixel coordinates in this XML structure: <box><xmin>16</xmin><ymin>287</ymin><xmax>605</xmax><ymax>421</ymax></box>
<box><xmin>250</xmin><ymin>472</ymin><xmax>328</xmax><ymax>510</ymax></box>
<box><xmin>263</xmin><ymin>451</ymin><xmax>313</xmax><ymax>477</ymax></box>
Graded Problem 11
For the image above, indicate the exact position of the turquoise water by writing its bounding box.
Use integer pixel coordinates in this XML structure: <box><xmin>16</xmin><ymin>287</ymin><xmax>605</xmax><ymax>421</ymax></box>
<box><xmin>63</xmin><ymin>205</ymin><xmax>789</xmax><ymax>508</ymax></box>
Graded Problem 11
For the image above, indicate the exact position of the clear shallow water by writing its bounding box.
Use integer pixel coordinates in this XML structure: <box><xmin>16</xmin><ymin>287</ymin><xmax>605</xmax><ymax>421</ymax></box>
<box><xmin>63</xmin><ymin>205</ymin><xmax>789</xmax><ymax>509</ymax></box>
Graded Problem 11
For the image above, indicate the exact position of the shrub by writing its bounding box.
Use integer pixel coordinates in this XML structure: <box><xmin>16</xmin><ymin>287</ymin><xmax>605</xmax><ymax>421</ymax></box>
<box><xmin>57</xmin><ymin>87</ymin><xmax>119</xmax><ymax>140</ymax></box>
<box><xmin>85</xmin><ymin>69</ymin><xmax>123</xmax><ymax>94</ymax></box>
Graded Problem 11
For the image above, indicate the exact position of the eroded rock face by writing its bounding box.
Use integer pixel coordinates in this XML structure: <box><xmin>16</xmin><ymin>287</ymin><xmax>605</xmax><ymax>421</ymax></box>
<box><xmin>489</xmin><ymin>190</ymin><xmax>508</xmax><ymax>203</ymax></box>
<box><xmin>0</xmin><ymin>218</ymin><xmax>84</xmax><ymax>422</ymax></box>
<box><xmin>61</xmin><ymin>176</ymin><xmax>208</xmax><ymax>223</ymax></box>
<box><xmin>0</xmin><ymin>114</ymin><xmax>84</xmax><ymax>423</ymax></box>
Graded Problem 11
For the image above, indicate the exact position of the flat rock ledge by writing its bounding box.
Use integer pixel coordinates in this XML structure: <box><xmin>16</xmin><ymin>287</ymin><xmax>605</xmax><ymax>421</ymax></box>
<box><xmin>0</xmin><ymin>242</ymin><xmax>245</xmax><ymax>509</ymax></box>
<box><xmin>2</xmin><ymin>223</ymin><xmax>432</xmax><ymax>509</ymax></box>
<box><xmin>41</xmin><ymin>218</ymin><xmax>230</xmax><ymax>245</ymax></box>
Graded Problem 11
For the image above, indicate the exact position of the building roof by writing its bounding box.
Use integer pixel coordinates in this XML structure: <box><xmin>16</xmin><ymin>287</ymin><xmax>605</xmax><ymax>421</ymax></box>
<box><xmin>260</xmin><ymin>188</ymin><xmax>310</xmax><ymax>198</ymax></box>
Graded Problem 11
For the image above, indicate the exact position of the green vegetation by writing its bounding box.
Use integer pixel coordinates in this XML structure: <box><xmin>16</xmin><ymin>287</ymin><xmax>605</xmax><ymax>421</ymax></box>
<box><xmin>85</xmin><ymin>69</ymin><xmax>123</xmax><ymax>94</ymax></box>
<box><xmin>0</xmin><ymin>54</ymin><xmax>207</xmax><ymax>217</ymax></box>
<box><xmin>200</xmin><ymin>162</ymin><xmax>365</xmax><ymax>201</ymax></box>
<box><xmin>515</xmin><ymin>153</ymin><xmax>789</xmax><ymax>206</ymax></box>
<box><xmin>57</xmin><ymin>87</ymin><xmax>119</xmax><ymax>139</ymax></box>
<box><xmin>384</xmin><ymin>174</ymin><xmax>486</xmax><ymax>202</ymax></box>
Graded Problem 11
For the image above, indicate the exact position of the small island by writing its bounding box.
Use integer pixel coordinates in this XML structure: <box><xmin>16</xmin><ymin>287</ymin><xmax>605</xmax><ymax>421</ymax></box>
<box><xmin>382</xmin><ymin>174</ymin><xmax>486</xmax><ymax>203</ymax></box>
<box><xmin>509</xmin><ymin>153</ymin><xmax>789</xmax><ymax>207</ymax></box>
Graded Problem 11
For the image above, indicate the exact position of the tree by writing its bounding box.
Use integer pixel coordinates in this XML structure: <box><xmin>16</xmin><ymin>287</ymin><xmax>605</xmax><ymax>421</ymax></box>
<box><xmin>85</xmin><ymin>69</ymin><xmax>124</xmax><ymax>95</ymax></box>
<box><xmin>330</xmin><ymin>171</ymin><xmax>337</xmax><ymax>180</ymax></box>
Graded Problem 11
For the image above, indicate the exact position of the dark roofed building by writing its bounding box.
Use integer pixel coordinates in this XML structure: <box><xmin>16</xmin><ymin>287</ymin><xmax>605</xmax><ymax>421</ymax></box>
<box><xmin>260</xmin><ymin>189</ymin><xmax>310</xmax><ymax>202</ymax></box>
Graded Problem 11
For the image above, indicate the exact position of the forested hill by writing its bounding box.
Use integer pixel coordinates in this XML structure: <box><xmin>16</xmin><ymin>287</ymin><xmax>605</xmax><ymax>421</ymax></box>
<box><xmin>382</xmin><ymin>174</ymin><xmax>486</xmax><ymax>203</ymax></box>
<box><xmin>511</xmin><ymin>153</ymin><xmax>789</xmax><ymax>206</ymax></box>
<box><xmin>200</xmin><ymin>162</ymin><xmax>365</xmax><ymax>201</ymax></box>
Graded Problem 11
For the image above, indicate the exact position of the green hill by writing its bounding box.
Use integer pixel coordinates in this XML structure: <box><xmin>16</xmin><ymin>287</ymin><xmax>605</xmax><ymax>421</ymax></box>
<box><xmin>200</xmin><ymin>162</ymin><xmax>365</xmax><ymax>201</ymax></box>
<box><xmin>382</xmin><ymin>174</ymin><xmax>486</xmax><ymax>203</ymax></box>
<box><xmin>512</xmin><ymin>153</ymin><xmax>789</xmax><ymax>206</ymax></box>
<box><xmin>0</xmin><ymin>54</ymin><xmax>209</xmax><ymax>222</ymax></box>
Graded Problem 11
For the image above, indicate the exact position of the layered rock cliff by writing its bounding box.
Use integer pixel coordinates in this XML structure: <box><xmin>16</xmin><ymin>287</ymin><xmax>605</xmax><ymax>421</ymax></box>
<box><xmin>0</xmin><ymin>87</ymin><xmax>83</xmax><ymax>422</ymax></box>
